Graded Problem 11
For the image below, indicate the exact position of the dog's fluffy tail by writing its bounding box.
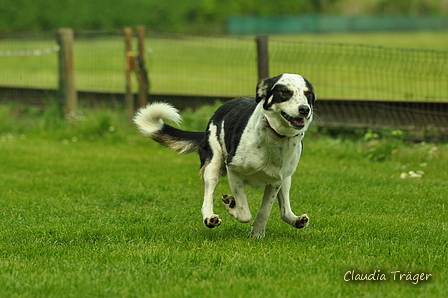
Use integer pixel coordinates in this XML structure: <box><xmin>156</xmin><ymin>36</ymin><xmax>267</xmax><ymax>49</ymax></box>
<box><xmin>133</xmin><ymin>102</ymin><xmax>204</xmax><ymax>154</ymax></box>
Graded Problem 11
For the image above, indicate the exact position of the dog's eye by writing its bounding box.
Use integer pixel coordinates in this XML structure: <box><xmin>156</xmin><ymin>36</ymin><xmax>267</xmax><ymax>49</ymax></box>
<box><xmin>304</xmin><ymin>90</ymin><xmax>312</xmax><ymax>98</ymax></box>
<box><xmin>281</xmin><ymin>90</ymin><xmax>292</xmax><ymax>96</ymax></box>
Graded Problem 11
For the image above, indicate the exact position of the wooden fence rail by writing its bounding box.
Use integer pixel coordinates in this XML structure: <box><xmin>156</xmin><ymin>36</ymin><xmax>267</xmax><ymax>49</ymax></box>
<box><xmin>1</xmin><ymin>87</ymin><xmax>447</xmax><ymax>139</ymax></box>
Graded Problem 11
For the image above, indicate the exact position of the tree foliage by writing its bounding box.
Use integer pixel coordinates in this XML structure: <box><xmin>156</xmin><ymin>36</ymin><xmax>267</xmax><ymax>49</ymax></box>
<box><xmin>0</xmin><ymin>0</ymin><xmax>446</xmax><ymax>33</ymax></box>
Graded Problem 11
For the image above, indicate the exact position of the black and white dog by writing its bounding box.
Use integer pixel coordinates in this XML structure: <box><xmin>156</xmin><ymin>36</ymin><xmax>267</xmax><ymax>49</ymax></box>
<box><xmin>134</xmin><ymin>73</ymin><xmax>315</xmax><ymax>238</ymax></box>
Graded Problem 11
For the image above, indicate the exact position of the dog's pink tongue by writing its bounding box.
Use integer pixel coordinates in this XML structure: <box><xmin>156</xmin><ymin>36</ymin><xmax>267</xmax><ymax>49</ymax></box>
<box><xmin>294</xmin><ymin>118</ymin><xmax>305</xmax><ymax>125</ymax></box>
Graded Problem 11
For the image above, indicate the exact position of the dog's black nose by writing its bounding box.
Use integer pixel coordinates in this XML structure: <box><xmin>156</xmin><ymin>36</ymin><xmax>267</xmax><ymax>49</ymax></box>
<box><xmin>298</xmin><ymin>105</ymin><xmax>310</xmax><ymax>116</ymax></box>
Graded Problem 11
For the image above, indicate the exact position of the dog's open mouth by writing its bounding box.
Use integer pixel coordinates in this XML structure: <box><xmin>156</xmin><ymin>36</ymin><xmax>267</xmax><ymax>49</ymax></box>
<box><xmin>281</xmin><ymin>112</ymin><xmax>305</xmax><ymax>128</ymax></box>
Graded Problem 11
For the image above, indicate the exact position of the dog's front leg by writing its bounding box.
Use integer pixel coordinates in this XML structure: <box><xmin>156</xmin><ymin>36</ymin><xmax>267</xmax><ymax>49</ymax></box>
<box><xmin>277</xmin><ymin>176</ymin><xmax>309</xmax><ymax>229</ymax></box>
<box><xmin>250</xmin><ymin>184</ymin><xmax>282</xmax><ymax>238</ymax></box>
<box><xmin>223</xmin><ymin>169</ymin><xmax>252</xmax><ymax>223</ymax></box>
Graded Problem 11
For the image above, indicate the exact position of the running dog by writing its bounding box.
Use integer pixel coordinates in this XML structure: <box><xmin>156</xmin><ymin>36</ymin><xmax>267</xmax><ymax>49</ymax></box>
<box><xmin>134</xmin><ymin>73</ymin><xmax>315</xmax><ymax>238</ymax></box>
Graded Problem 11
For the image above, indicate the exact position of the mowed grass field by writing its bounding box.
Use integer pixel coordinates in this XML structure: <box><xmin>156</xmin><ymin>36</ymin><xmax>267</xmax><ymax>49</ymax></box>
<box><xmin>0</xmin><ymin>104</ymin><xmax>447</xmax><ymax>297</ymax></box>
<box><xmin>1</xmin><ymin>30</ymin><xmax>447</xmax><ymax>100</ymax></box>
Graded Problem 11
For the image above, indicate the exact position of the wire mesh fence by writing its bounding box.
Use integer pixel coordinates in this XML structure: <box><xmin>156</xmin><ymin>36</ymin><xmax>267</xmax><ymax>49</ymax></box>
<box><xmin>269</xmin><ymin>38</ymin><xmax>448</xmax><ymax>101</ymax></box>
<box><xmin>146</xmin><ymin>34</ymin><xmax>257</xmax><ymax>97</ymax></box>
<box><xmin>0</xmin><ymin>33</ymin><xmax>59</xmax><ymax>90</ymax></box>
<box><xmin>0</xmin><ymin>30</ymin><xmax>447</xmax><ymax>134</ymax></box>
<box><xmin>74</xmin><ymin>33</ymin><xmax>126</xmax><ymax>92</ymax></box>
<box><xmin>1</xmin><ymin>31</ymin><xmax>446</xmax><ymax>100</ymax></box>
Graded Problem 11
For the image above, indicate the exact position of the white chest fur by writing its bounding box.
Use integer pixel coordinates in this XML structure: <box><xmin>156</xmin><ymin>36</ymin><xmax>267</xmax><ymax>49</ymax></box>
<box><xmin>226</xmin><ymin>107</ymin><xmax>303</xmax><ymax>187</ymax></box>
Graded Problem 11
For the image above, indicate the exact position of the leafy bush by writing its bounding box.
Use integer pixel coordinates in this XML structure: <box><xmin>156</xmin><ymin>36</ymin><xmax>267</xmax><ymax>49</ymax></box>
<box><xmin>0</xmin><ymin>103</ymin><xmax>132</xmax><ymax>143</ymax></box>
<box><xmin>1</xmin><ymin>0</ymin><xmax>446</xmax><ymax>33</ymax></box>
<box><xmin>179</xmin><ymin>101</ymin><xmax>224</xmax><ymax>132</ymax></box>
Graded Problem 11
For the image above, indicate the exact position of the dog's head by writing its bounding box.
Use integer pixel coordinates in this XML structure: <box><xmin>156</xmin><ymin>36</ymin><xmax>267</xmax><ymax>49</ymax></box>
<box><xmin>256</xmin><ymin>73</ymin><xmax>315</xmax><ymax>137</ymax></box>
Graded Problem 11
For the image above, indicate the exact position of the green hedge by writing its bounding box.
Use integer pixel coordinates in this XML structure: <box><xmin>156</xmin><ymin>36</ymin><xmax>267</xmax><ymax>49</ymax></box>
<box><xmin>0</xmin><ymin>0</ymin><xmax>446</xmax><ymax>34</ymax></box>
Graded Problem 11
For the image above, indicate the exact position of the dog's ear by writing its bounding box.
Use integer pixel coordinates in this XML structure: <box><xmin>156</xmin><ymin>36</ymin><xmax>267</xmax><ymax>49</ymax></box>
<box><xmin>255</xmin><ymin>75</ymin><xmax>282</xmax><ymax>103</ymax></box>
<box><xmin>303</xmin><ymin>77</ymin><xmax>316</xmax><ymax>106</ymax></box>
<box><xmin>255</xmin><ymin>79</ymin><xmax>269</xmax><ymax>103</ymax></box>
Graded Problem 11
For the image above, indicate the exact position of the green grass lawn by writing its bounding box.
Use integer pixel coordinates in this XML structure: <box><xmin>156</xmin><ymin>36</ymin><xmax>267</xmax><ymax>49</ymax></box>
<box><xmin>0</xmin><ymin>104</ymin><xmax>447</xmax><ymax>297</ymax></box>
<box><xmin>1</xmin><ymin>30</ymin><xmax>447</xmax><ymax>100</ymax></box>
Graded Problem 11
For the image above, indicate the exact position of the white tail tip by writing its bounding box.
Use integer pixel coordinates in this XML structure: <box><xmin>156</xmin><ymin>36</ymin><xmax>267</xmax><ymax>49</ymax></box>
<box><xmin>133</xmin><ymin>102</ymin><xmax>181</xmax><ymax>137</ymax></box>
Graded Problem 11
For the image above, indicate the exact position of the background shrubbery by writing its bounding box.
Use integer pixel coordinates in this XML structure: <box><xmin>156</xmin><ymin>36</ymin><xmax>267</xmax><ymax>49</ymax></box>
<box><xmin>0</xmin><ymin>0</ymin><xmax>447</xmax><ymax>34</ymax></box>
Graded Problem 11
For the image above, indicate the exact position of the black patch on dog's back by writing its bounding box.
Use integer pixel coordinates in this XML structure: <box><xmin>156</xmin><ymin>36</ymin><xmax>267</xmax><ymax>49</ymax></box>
<box><xmin>207</xmin><ymin>97</ymin><xmax>258</xmax><ymax>165</ymax></box>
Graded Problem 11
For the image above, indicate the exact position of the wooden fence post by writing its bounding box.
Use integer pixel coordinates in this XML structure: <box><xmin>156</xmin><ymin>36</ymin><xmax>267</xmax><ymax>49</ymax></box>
<box><xmin>136</xmin><ymin>26</ymin><xmax>148</xmax><ymax>108</ymax></box>
<box><xmin>57</xmin><ymin>28</ymin><xmax>77</xmax><ymax>116</ymax></box>
<box><xmin>256</xmin><ymin>35</ymin><xmax>269</xmax><ymax>81</ymax></box>
<box><xmin>124</xmin><ymin>27</ymin><xmax>134</xmax><ymax>121</ymax></box>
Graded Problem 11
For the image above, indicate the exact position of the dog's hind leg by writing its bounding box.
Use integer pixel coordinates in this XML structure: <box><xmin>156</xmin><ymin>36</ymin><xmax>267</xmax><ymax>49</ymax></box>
<box><xmin>277</xmin><ymin>176</ymin><xmax>309</xmax><ymax>229</ymax></box>
<box><xmin>200</xmin><ymin>123</ymin><xmax>225</xmax><ymax>228</ymax></box>
<box><xmin>201</xmin><ymin>159</ymin><xmax>223</xmax><ymax>228</ymax></box>
<box><xmin>223</xmin><ymin>170</ymin><xmax>252</xmax><ymax>223</ymax></box>
<box><xmin>250</xmin><ymin>184</ymin><xmax>281</xmax><ymax>238</ymax></box>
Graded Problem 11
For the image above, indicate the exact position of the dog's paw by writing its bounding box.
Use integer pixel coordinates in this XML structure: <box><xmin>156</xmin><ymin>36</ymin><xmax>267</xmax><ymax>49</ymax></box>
<box><xmin>222</xmin><ymin>194</ymin><xmax>236</xmax><ymax>210</ymax></box>
<box><xmin>204</xmin><ymin>215</ymin><xmax>222</xmax><ymax>228</ymax></box>
<box><xmin>294</xmin><ymin>214</ymin><xmax>309</xmax><ymax>229</ymax></box>
<box><xmin>222</xmin><ymin>194</ymin><xmax>252</xmax><ymax>223</ymax></box>
<box><xmin>249</xmin><ymin>227</ymin><xmax>266</xmax><ymax>239</ymax></box>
